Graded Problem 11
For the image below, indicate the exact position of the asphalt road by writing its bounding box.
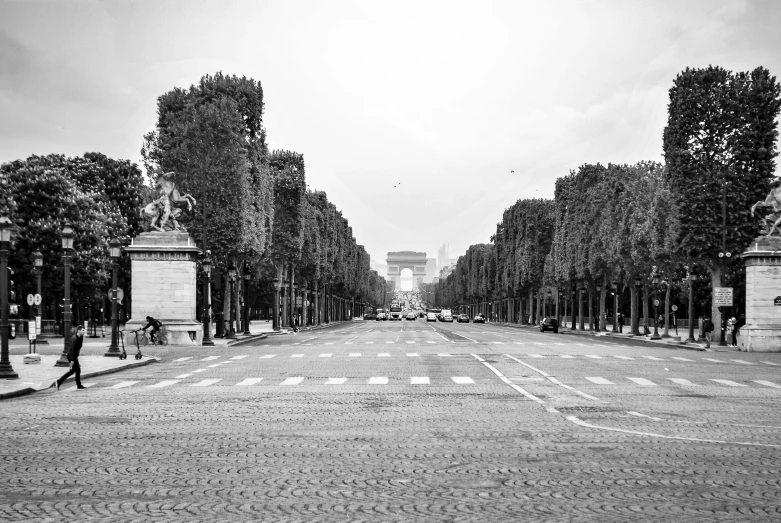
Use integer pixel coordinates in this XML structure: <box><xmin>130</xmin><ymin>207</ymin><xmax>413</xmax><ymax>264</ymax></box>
<box><xmin>2</xmin><ymin>319</ymin><xmax>780</xmax><ymax>522</ymax></box>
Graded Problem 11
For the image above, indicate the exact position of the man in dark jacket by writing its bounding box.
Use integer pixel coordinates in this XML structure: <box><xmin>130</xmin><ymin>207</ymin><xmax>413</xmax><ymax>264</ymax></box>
<box><xmin>142</xmin><ymin>316</ymin><xmax>162</xmax><ymax>344</ymax></box>
<box><xmin>54</xmin><ymin>325</ymin><xmax>85</xmax><ymax>390</ymax></box>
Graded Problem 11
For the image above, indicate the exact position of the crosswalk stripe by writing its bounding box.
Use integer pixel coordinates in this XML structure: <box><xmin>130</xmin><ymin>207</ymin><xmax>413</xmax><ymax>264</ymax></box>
<box><xmin>531</xmin><ymin>354</ymin><xmax>545</xmax><ymax>358</ymax></box>
<box><xmin>64</xmin><ymin>383</ymin><xmax>98</xmax><ymax>391</ymax></box>
<box><xmin>627</xmin><ymin>377</ymin><xmax>657</xmax><ymax>386</ymax></box>
<box><xmin>319</xmin><ymin>353</ymin><xmax>332</xmax><ymax>358</ymax></box>
<box><xmin>668</xmin><ymin>378</ymin><xmax>697</xmax><ymax>386</ymax></box>
<box><xmin>174</xmin><ymin>374</ymin><xmax>192</xmax><ymax>379</ymax></box>
<box><xmin>761</xmin><ymin>361</ymin><xmax>780</xmax><ymax>366</ymax></box>
<box><xmin>513</xmin><ymin>342</ymin><xmax>524</xmax><ymax>345</ymax></box>
<box><xmin>230</xmin><ymin>355</ymin><xmax>248</xmax><ymax>360</ymax></box>
<box><xmin>704</xmin><ymin>358</ymin><xmax>724</xmax><ymax>363</ymax></box>
<box><xmin>437</xmin><ymin>353</ymin><xmax>452</xmax><ymax>357</ymax></box>
<box><xmin>236</xmin><ymin>378</ymin><xmax>263</xmax><ymax>386</ymax></box>
<box><xmin>710</xmin><ymin>379</ymin><xmax>746</xmax><ymax>387</ymax></box>
<box><xmin>492</xmin><ymin>341</ymin><xmax>504</xmax><ymax>344</ymax></box>
<box><xmin>406</xmin><ymin>353</ymin><xmax>419</xmax><ymax>357</ymax></box>
<box><xmin>200</xmin><ymin>356</ymin><xmax>220</xmax><ymax>361</ymax></box>
<box><xmin>291</xmin><ymin>354</ymin><xmax>304</xmax><ymax>358</ymax></box>
<box><xmin>586</xmin><ymin>355</ymin><xmax>603</xmax><ymax>359</ymax></box>
<box><xmin>173</xmin><ymin>357</ymin><xmax>192</xmax><ymax>362</ymax></box>
<box><xmin>378</xmin><ymin>353</ymin><xmax>390</xmax><ymax>357</ymax></box>
<box><xmin>349</xmin><ymin>353</ymin><xmax>361</xmax><ymax>357</ymax></box>
<box><xmin>613</xmin><ymin>355</ymin><xmax>633</xmax><ymax>360</ymax></box>
<box><xmin>426</xmin><ymin>341</ymin><xmax>436</xmax><ymax>344</ymax></box>
<box><xmin>585</xmin><ymin>377</ymin><xmax>614</xmax><ymax>385</ymax></box>
<box><xmin>754</xmin><ymin>380</ymin><xmax>781</xmax><ymax>388</ymax></box>
<box><xmin>260</xmin><ymin>354</ymin><xmax>276</xmax><ymax>359</ymax></box>
<box><xmin>192</xmin><ymin>369</ymin><xmax>208</xmax><ymax>373</ymax></box>
<box><xmin>411</xmin><ymin>377</ymin><xmax>430</xmax><ymax>384</ymax></box>
<box><xmin>368</xmin><ymin>377</ymin><xmax>388</xmax><ymax>384</ymax></box>
<box><xmin>191</xmin><ymin>379</ymin><xmax>221</xmax><ymax>387</ymax></box>
<box><xmin>451</xmin><ymin>377</ymin><xmax>474</xmax><ymax>384</ymax></box>
<box><xmin>385</xmin><ymin>341</ymin><xmax>394</xmax><ymax>344</ymax></box>
<box><xmin>671</xmin><ymin>357</ymin><xmax>693</xmax><ymax>362</ymax></box>
<box><xmin>406</xmin><ymin>341</ymin><xmax>416</xmax><ymax>344</ymax></box>
<box><xmin>642</xmin><ymin>356</ymin><xmax>664</xmax><ymax>361</ymax></box>
<box><xmin>281</xmin><ymin>377</ymin><xmax>304</xmax><ymax>386</ymax></box>
<box><xmin>561</xmin><ymin>355</ymin><xmax>574</xmax><ymax>359</ymax></box>
<box><xmin>148</xmin><ymin>380</ymin><xmax>180</xmax><ymax>388</ymax></box>
<box><xmin>731</xmin><ymin>359</ymin><xmax>756</xmax><ymax>365</ymax></box>
<box><xmin>207</xmin><ymin>364</ymin><xmax>222</xmax><ymax>368</ymax></box>
<box><xmin>107</xmin><ymin>381</ymin><xmax>138</xmax><ymax>389</ymax></box>
<box><xmin>325</xmin><ymin>378</ymin><xmax>347</xmax><ymax>385</ymax></box>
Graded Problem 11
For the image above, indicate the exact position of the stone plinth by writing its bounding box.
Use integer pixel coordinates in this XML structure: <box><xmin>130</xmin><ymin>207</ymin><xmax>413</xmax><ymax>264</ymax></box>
<box><xmin>124</xmin><ymin>232</ymin><xmax>202</xmax><ymax>346</ymax></box>
<box><xmin>739</xmin><ymin>237</ymin><xmax>781</xmax><ymax>352</ymax></box>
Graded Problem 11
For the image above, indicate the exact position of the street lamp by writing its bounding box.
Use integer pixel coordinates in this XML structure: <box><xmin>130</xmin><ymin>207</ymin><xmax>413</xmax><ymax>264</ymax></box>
<box><xmin>104</xmin><ymin>239</ymin><xmax>122</xmax><ymax>357</ymax></box>
<box><xmin>650</xmin><ymin>272</ymin><xmax>662</xmax><ymax>340</ymax></box>
<box><xmin>31</xmin><ymin>250</ymin><xmax>47</xmax><ymax>345</ymax></box>
<box><xmin>686</xmin><ymin>269</ymin><xmax>697</xmax><ymax>343</ymax></box>
<box><xmin>243</xmin><ymin>272</ymin><xmax>251</xmax><ymax>335</ymax></box>
<box><xmin>55</xmin><ymin>225</ymin><xmax>74</xmax><ymax>367</ymax></box>
<box><xmin>612</xmin><ymin>280</ymin><xmax>619</xmax><ymax>333</ymax></box>
<box><xmin>0</xmin><ymin>214</ymin><xmax>18</xmax><ymax>379</ymax></box>
<box><xmin>272</xmin><ymin>274</ymin><xmax>281</xmax><ymax>332</ymax></box>
<box><xmin>634</xmin><ymin>278</ymin><xmax>642</xmax><ymax>336</ymax></box>
<box><xmin>201</xmin><ymin>256</ymin><xmax>214</xmax><ymax>346</ymax></box>
<box><xmin>226</xmin><ymin>264</ymin><xmax>237</xmax><ymax>338</ymax></box>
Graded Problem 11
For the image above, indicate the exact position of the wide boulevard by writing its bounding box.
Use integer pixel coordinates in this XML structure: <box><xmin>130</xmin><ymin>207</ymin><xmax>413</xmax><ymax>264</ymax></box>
<box><xmin>2</xmin><ymin>319</ymin><xmax>781</xmax><ymax>521</ymax></box>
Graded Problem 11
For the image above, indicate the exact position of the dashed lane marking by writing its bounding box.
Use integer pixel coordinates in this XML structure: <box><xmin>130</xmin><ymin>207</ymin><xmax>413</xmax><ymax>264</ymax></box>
<box><xmin>191</xmin><ymin>379</ymin><xmax>221</xmax><ymax>387</ymax></box>
<box><xmin>451</xmin><ymin>377</ymin><xmax>474</xmax><ymax>384</ymax></box>
<box><xmin>106</xmin><ymin>381</ymin><xmax>139</xmax><ymax>389</ymax></box>
<box><xmin>406</xmin><ymin>353</ymin><xmax>419</xmax><ymax>357</ymax></box>
<box><xmin>192</xmin><ymin>369</ymin><xmax>207</xmax><ymax>373</ymax></box>
<box><xmin>671</xmin><ymin>357</ymin><xmax>693</xmax><ymax>361</ymax></box>
<box><xmin>411</xmin><ymin>377</ymin><xmax>430</xmax><ymax>384</ymax></box>
<box><xmin>426</xmin><ymin>341</ymin><xmax>436</xmax><ymax>344</ymax></box>
<box><xmin>174</xmin><ymin>374</ymin><xmax>192</xmax><ymax>379</ymax></box>
<box><xmin>148</xmin><ymin>380</ymin><xmax>181</xmax><ymax>388</ymax></box>
<box><xmin>200</xmin><ymin>356</ymin><xmax>220</xmax><ymax>361</ymax></box>
<box><xmin>613</xmin><ymin>355</ymin><xmax>633</xmax><ymax>360</ymax></box>
<box><xmin>732</xmin><ymin>359</ymin><xmax>756</xmax><ymax>365</ymax></box>
<box><xmin>667</xmin><ymin>378</ymin><xmax>698</xmax><ymax>386</ymax></box>
<box><xmin>319</xmin><ymin>353</ymin><xmax>332</xmax><ymax>358</ymax></box>
<box><xmin>531</xmin><ymin>354</ymin><xmax>544</xmax><ymax>358</ymax></box>
<box><xmin>281</xmin><ymin>377</ymin><xmax>305</xmax><ymax>386</ymax></box>
<box><xmin>406</xmin><ymin>341</ymin><xmax>416</xmax><ymax>344</ymax></box>
<box><xmin>627</xmin><ymin>377</ymin><xmax>657</xmax><ymax>386</ymax></box>
<box><xmin>491</xmin><ymin>342</ymin><xmax>504</xmax><ymax>344</ymax></box>
<box><xmin>761</xmin><ymin>361</ymin><xmax>780</xmax><ymax>366</ymax></box>
<box><xmin>704</xmin><ymin>358</ymin><xmax>724</xmax><ymax>363</ymax></box>
<box><xmin>325</xmin><ymin>378</ymin><xmax>347</xmax><ymax>385</ymax></box>
<box><xmin>260</xmin><ymin>354</ymin><xmax>276</xmax><ymax>359</ymax></box>
<box><xmin>378</xmin><ymin>353</ymin><xmax>390</xmax><ymax>357</ymax></box>
<box><xmin>368</xmin><ymin>377</ymin><xmax>388</xmax><ymax>384</ymax></box>
<box><xmin>173</xmin><ymin>357</ymin><xmax>192</xmax><ymax>362</ymax></box>
<box><xmin>560</xmin><ymin>355</ymin><xmax>574</xmax><ymax>358</ymax></box>
<box><xmin>349</xmin><ymin>353</ymin><xmax>361</xmax><ymax>357</ymax></box>
<box><xmin>710</xmin><ymin>379</ymin><xmax>746</xmax><ymax>387</ymax></box>
<box><xmin>230</xmin><ymin>355</ymin><xmax>248</xmax><ymax>360</ymax></box>
<box><xmin>585</xmin><ymin>377</ymin><xmax>614</xmax><ymax>385</ymax></box>
<box><xmin>207</xmin><ymin>364</ymin><xmax>222</xmax><ymax>368</ymax></box>
<box><xmin>586</xmin><ymin>355</ymin><xmax>603</xmax><ymax>359</ymax></box>
<box><xmin>236</xmin><ymin>378</ymin><xmax>263</xmax><ymax>386</ymax></box>
<box><xmin>754</xmin><ymin>380</ymin><xmax>781</xmax><ymax>388</ymax></box>
<box><xmin>642</xmin><ymin>356</ymin><xmax>664</xmax><ymax>361</ymax></box>
<box><xmin>385</xmin><ymin>341</ymin><xmax>394</xmax><ymax>344</ymax></box>
<box><xmin>438</xmin><ymin>353</ymin><xmax>452</xmax><ymax>357</ymax></box>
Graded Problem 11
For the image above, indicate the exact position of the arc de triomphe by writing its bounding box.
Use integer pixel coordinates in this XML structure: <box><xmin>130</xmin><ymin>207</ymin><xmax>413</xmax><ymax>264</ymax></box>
<box><xmin>386</xmin><ymin>251</ymin><xmax>428</xmax><ymax>291</ymax></box>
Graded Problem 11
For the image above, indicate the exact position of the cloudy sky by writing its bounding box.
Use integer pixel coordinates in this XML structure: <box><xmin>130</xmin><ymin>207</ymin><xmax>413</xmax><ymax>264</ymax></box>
<box><xmin>1</xmin><ymin>0</ymin><xmax>780</xmax><ymax>280</ymax></box>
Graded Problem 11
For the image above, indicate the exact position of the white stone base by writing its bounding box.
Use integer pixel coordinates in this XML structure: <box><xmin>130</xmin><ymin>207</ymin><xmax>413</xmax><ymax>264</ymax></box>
<box><xmin>738</xmin><ymin>324</ymin><xmax>781</xmax><ymax>352</ymax></box>
<box><xmin>124</xmin><ymin>320</ymin><xmax>203</xmax><ymax>347</ymax></box>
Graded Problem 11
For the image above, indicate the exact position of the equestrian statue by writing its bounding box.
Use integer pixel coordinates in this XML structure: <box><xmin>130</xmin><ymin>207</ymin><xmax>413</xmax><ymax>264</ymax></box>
<box><xmin>140</xmin><ymin>172</ymin><xmax>197</xmax><ymax>232</ymax></box>
<box><xmin>751</xmin><ymin>179</ymin><xmax>781</xmax><ymax>238</ymax></box>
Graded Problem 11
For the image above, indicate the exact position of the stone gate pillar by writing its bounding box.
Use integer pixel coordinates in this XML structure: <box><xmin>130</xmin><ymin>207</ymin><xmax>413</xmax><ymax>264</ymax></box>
<box><xmin>739</xmin><ymin>237</ymin><xmax>781</xmax><ymax>352</ymax></box>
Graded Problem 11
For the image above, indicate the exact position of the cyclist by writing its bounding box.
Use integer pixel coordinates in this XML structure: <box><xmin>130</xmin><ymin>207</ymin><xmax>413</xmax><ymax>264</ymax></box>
<box><xmin>142</xmin><ymin>316</ymin><xmax>162</xmax><ymax>344</ymax></box>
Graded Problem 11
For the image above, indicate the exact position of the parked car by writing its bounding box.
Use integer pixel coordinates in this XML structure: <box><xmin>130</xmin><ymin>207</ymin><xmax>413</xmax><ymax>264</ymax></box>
<box><xmin>473</xmin><ymin>314</ymin><xmax>485</xmax><ymax>324</ymax></box>
<box><xmin>457</xmin><ymin>314</ymin><xmax>469</xmax><ymax>323</ymax></box>
<box><xmin>540</xmin><ymin>317</ymin><xmax>559</xmax><ymax>333</ymax></box>
<box><xmin>440</xmin><ymin>309</ymin><xmax>453</xmax><ymax>322</ymax></box>
<box><xmin>405</xmin><ymin>312</ymin><xmax>416</xmax><ymax>320</ymax></box>
<box><xmin>426</xmin><ymin>312</ymin><xmax>438</xmax><ymax>322</ymax></box>
<box><xmin>363</xmin><ymin>312</ymin><xmax>376</xmax><ymax>320</ymax></box>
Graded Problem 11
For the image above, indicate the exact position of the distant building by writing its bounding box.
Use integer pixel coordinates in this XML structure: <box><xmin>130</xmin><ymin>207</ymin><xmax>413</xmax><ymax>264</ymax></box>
<box><xmin>437</xmin><ymin>243</ymin><xmax>449</xmax><ymax>272</ymax></box>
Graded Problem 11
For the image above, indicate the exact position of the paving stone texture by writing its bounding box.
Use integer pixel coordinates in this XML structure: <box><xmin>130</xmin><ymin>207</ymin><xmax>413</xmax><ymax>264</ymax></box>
<box><xmin>1</xmin><ymin>320</ymin><xmax>780</xmax><ymax>522</ymax></box>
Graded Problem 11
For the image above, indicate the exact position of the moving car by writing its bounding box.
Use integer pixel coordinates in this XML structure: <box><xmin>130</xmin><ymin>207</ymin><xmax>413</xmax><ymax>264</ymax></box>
<box><xmin>375</xmin><ymin>312</ymin><xmax>386</xmax><ymax>321</ymax></box>
<box><xmin>363</xmin><ymin>312</ymin><xmax>376</xmax><ymax>320</ymax></box>
<box><xmin>457</xmin><ymin>314</ymin><xmax>469</xmax><ymax>323</ymax></box>
<box><xmin>426</xmin><ymin>311</ymin><xmax>438</xmax><ymax>322</ymax></box>
<box><xmin>405</xmin><ymin>312</ymin><xmax>416</xmax><ymax>320</ymax></box>
<box><xmin>540</xmin><ymin>317</ymin><xmax>559</xmax><ymax>333</ymax></box>
<box><xmin>440</xmin><ymin>309</ymin><xmax>454</xmax><ymax>322</ymax></box>
<box><xmin>473</xmin><ymin>314</ymin><xmax>485</xmax><ymax>324</ymax></box>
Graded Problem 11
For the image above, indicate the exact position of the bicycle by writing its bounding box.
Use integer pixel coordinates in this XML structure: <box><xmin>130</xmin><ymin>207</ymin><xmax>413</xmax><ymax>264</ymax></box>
<box><xmin>135</xmin><ymin>327</ymin><xmax>169</xmax><ymax>347</ymax></box>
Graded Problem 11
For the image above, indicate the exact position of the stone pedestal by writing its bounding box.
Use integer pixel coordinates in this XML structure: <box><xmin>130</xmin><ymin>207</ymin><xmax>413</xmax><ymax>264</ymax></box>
<box><xmin>124</xmin><ymin>232</ymin><xmax>202</xmax><ymax>346</ymax></box>
<box><xmin>739</xmin><ymin>237</ymin><xmax>781</xmax><ymax>352</ymax></box>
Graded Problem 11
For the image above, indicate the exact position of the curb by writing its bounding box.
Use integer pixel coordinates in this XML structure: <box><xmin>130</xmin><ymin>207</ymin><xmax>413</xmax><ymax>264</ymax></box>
<box><xmin>0</xmin><ymin>356</ymin><xmax>159</xmax><ymax>402</ymax></box>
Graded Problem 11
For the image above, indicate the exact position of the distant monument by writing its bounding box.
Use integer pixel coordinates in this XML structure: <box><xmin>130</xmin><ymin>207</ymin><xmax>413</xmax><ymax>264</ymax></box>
<box><xmin>387</xmin><ymin>251</ymin><xmax>428</xmax><ymax>291</ymax></box>
<box><xmin>125</xmin><ymin>173</ymin><xmax>203</xmax><ymax>345</ymax></box>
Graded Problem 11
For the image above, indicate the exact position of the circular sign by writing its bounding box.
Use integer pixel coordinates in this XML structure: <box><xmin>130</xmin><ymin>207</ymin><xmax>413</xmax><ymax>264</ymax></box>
<box><xmin>26</xmin><ymin>294</ymin><xmax>34</xmax><ymax>306</ymax></box>
<box><xmin>671</xmin><ymin>305</ymin><xmax>678</xmax><ymax>311</ymax></box>
<box><xmin>34</xmin><ymin>294</ymin><xmax>41</xmax><ymax>306</ymax></box>
<box><xmin>108</xmin><ymin>288</ymin><xmax>124</xmax><ymax>304</ymax></box>
<box><xmin>653</xmin><ymin>299</ymin><xmax>660</xmax><ymax>306</ymax></box>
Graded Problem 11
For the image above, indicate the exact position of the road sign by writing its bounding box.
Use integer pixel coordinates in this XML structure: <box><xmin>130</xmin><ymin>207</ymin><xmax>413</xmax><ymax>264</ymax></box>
<box><xmin>36</xmin><ymin>316</ymin><xmax>41</xmax><ymax>335</ymax></box>
<box><xmin>714</xmin><ymin>287</ymin><xmax>733</xmax><ymax>307</ymax></box>
<box><xmin>34</xmin><ymin>294</ymin><xmax>41</xmax><ymax>306</ymax></box>
<box><xmin>671</xmin><ymin>305</ymin><xmax>678</xmax><ymax>312</ymax></box>
<box><xmin>109</xmin><ymin>288</ymin><xmax>124</xmax><ymax>304</ymax></box>
<box><xmin>653</xmin><ymin>299</ymin><xmax>660</xmax><ymax>306</ymax></box>
<box><xmin>775</xmin><ymin>296</ymin><xmax>781</xmax><ymax>306</ymax></box>
<box><xmin>26</xmin><ymin>294</ymin><xmax>34</xmax><ymax>306</ymax></box>
<box><xmin>28</xmin><ymin>320</ymin><xmax>36</xmax><ymax>341</ymax></box>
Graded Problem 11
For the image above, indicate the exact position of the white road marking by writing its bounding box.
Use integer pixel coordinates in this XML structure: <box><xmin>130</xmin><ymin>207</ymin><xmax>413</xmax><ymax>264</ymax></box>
<box><xmin>761</xmin><ymin>361</ymin><xmax>780</xmax><ymax>366</ymax></box>
<box><xmin>754</xmin><ymin>380</ymin><xmax>781</xmax><ymax>388</ymax></box>
<box><xmin>437</xmin><ymin>353</ymin><xmax>452</xmax><ymax>357</ymax></box>
<box><xmin>378</xmin><ymin>353</ymin><xmax>390</xmax><ymax>357</ymax></box>
<box><xmin>230</xmin><ymin>355</ymin><xmax>248</xmax><ymax>360</ymax></box>
<box><xmin>406</xmin><ymin>341</ymin><xmax>416</xmax><ymax>344</ymax></box>
<box><xmin>668</xmin><ymin>378</ymin><xmax>698</xmax><ymax>386</ymax></box>
<box><xmin>385</xmin><ymin>341</ymin><xmax>394</xmax><ymax>344</ymax></box>
<box><xmin>174</xmin><ymin>374</ymin><xmax>192</xmax><ymax>379</ymax></box>
<box><xmin>365</xmin><ymin>341</ymin><xmax>374</xmax><ymax>344</ymax></box>
<box><xmin>426</xmin><ymin>341</ymin><xmax>436</xmax><ymax>344</ymax></box>
<box><xmin>207</xmin><ymin>364</ymin><xmax>222</xmax><ymax>368</ymax></box>
<box><xmin>260</xmin><ymin>354</ymin><xmax>276</xmax><ymax>359</ymax></box>
<box><xmin>107</xmin><ymin>381</ymin><xmax>138</xmax><ymax>389</ymax></box>
<box><xmin>731</xmin><ymin>359</ymin><xmax>756</xmax><ymax>365</ymax></box>
<box><xmin>613</xmin><ymin>355</ymin><xmax>633</xmax><ymax>360</ymax></box>
<box><xmin>710</xmin><ymin>379</ymin><xmax>746</xmax><ymax>387</ymax></box>
<box><xmin>236</xmin><ymin>378</ymin><xmax>263</xmax><ymax>386</ymax></box>
<box><xmin>325</xmin><ymin>378</ymin><xmax>347</xmax><ymax>385</ymax></box>
<box><xmin>585</xmin><ymin>377</ymin><xmax>614</xmax><ymax>385</ymax></box>
<box><xmin>280</xmin><ymin>377</ymin><xmax>304</xmax><ymax>386</ymax></box>
<box><xmin>671</xmin><ymin>357</ymin><xmax>693</xmax><ymax>362</ymax></box>
<box><xmin>642</xmin><ymin>356</ymin><xmax>664</xmax><ymax>361</ymax></box>
<box><xmin>191</xmin><ymin>379</ymin><xmax>221</xmax><ymax>387</ymax></box>
<box><xmin>64</xmin><ymin>383</ymin><xmax>98</xmax><ymax>391</ymax></box>
<box><xmin>627</xmin><ymin>411</ymin><xmax>662</xmax><ymax>421</ymax></box>
<box><xmin>411</xmin><ymin>377</ymin><xmax>430</xmax><ymax>384</ymax></box>
<box><xmin>148</xmin><ymin>380</ymin><xmax>180</xmax><ymax>388</ymax></box>
<box><xmin>560</xmin><ymin>355</ymin><xmax>574</xmax><ymax>359</ymax></box>
<box><xmin>319</xmin><ymin>353</ymin><xmax>332</xmax><ymax>358</ymax></box>
<box><xmin>475</xmin><ymin>354</ymin><xmax>547</xmax><ymax>403</ymax></box>
<box><xmin>406</xmin><ymin>353</ymin><xmax>419</xmax><ymax>357</ymax></box>
<box><xmin>349</xmin><ymin>353</ymin><xmax>361</xmax><ymax>357</ymax></box>
<box><xmin>325</xmin><ymin>343</ymin><xmax>333</xmax><ymax>345</ymax></box>
<box><xmin>368</xmin><ymin>377</ymin><xmax>388</xmax><ymax>384</ymax></box>
<box><xmin>192</xmin><ymin>369</ymin><xmax>207</xmax><ymax>373</ymax></box>
<box><xmin>704</xmin><ymin>358</ymin><xmax>724</xmax><ymax>363</ymax></box>
<box><xmin>553</xmin><ymin>343</ymin><xmax>566</xmax><ymax>346</ymax></box>
<box><xmin>200</xmin><ymin>356</ymin><xmax>220</xmax><ymax>361</ymax></box>
<box><xmin>173</xmin><ymin>357</ymin><xmax>192</xmax><ymax>362</ymax></box>
<box><xmin>451</xmin><ymin>377</ymin><xmax>474</xmax><ymax>384</ymax></box>
<box><xmin>586</xmin><ymin>355</ymin><xmax>603</xmax><ymax>359</ymax></box>
<box><xmin>627</xmin><ymin>377</ymin><xmax>657</xmax><ymax>386</ymax></box>
<box><xmin>513</xmin><ymin>342</ymin><xmax>524</xmax><ymax>345</ymax></box>
<box><xmin>492</xmin><ymin>341</ymin><xmax>504</xmax><ymax>345</ymax></box>
<box><xmin>531</xmin><ymin>354</ymin><xmax>545</xmax><ymax>358</ymax></box>
<box><xmin>291</xmin><ymin>354</ymin><xmax>304</xmax><ymax>358</ymax></box>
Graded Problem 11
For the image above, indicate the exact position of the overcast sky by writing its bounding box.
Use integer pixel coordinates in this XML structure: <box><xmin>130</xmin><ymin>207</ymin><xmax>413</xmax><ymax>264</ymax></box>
<box><xmin>1</xmin><ymin>0</ymin><xmax>780</xmax><ymax>279</ymax></box>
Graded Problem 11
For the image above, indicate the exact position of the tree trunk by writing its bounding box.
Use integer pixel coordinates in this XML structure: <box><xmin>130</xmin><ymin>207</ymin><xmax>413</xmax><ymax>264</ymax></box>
<box><xmin>663</xmin><ymin>281</ymin><xmax>672</xmax><ymax>337</ymax></box>
<box><xmin>642</xmin><ymin>283</ymin><xmax>649</xmax><ymax>335</ymax></box>
<box><xmin>630</xmin><ymin>283</ymin><xmax>639</xmax><ymax>335</ymax></box>
<box><xmin>578</xmin><ymin>288</ymin><xmax>584</xmax><ymax>330</ymax></box>
<box><xmin>599</xmin><ymin>277</ymin><xmax>606</xmax><ymax>331</ymax></box>
<box><xmin>588</xmin><ymin>287</ymin><xmax>594</xmax><ymax>331</ymax></box>
<box><xmin>710</xmin><ymin>265</ymin><xmax>723</xmax><ymax>345</ymax></box>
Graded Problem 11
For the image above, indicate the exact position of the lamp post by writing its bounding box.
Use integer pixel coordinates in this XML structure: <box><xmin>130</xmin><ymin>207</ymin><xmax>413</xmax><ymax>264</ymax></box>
<box><xmin>202</xmin><ymin>256</ymin><xmax>214</xmax><ymax>346</ymax></box>
<box><xmin>104</xmin><ymin>239</ymin><xmax>122</xmax><ymax>357</ymax></box>
<box><xmin>0</xmin><ymin>215</ymin><xmax>18</xmax><ymax>379</ymax></box>
<box><xmin>272</xmin><ymin>275</ymin><xmax>281</xmax><ymax>331</ymax></box>
<box><xmin>633</xmin><ymin>278</ymin><xmax>642</xmax><ymax>336</ymax></box>
<box><xmin>243</xmin><ymin>272</ymin><xmax>251</xmax><ymax>335</ymax></box>
<box><xmin>55</xmin><ymin>225</ymin><xmax>74</xmax><ymax>367</ymax></box>
<box><xmin>612</xmin><ymin>280</ymin><xmax>619</xmax><ymax>333</ymax></box>
<box><xmin>650</xmin><ymin>272</ymin><xmax>662</xmax><ymax>340</ymax></box>
<box><xmin>226</xmin><ymin>264</ymin><xmax>237</xmax><ymax>339</ymax></box>
<box><xmin>32</xmin><ymin>250</ymin><xmax>47</xmax><ymax>345</ymax></box>
<box><xmin>686</xmin><ymin>269</ymin><xmax>697</xmax><ymax>343</ymax></box>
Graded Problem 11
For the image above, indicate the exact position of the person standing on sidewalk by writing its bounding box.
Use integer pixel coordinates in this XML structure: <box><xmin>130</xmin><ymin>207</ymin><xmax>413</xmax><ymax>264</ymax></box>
<box><xmin>54</xmin><ymin>325</ymin><xmax>86</xmax><ymax>390</ymax></box>
<box><xmin>703</xmin><ymin>316</ymin><xmax>714</xmax><ymax>348</ymax></box>
<box><xmin>617</xmin><ymin>313</ymin><xmax>624</xmax><ymax>333</ymax></box>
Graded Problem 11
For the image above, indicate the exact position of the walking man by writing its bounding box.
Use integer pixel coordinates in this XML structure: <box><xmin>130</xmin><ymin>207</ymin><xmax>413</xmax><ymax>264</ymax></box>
<box><xmin>54</xmin><ymin>325</ymin><xmax>86</xmax><ymax>390</ymax></box>
<box><xmin>617</xmin><ymin>313</ymin><xmax>624</xmax><ymax>333</ymax></box>
<box><xmin>703</xmin><ymin>316</ymin><xmax>714</xmax><ymax>348</ymax></box>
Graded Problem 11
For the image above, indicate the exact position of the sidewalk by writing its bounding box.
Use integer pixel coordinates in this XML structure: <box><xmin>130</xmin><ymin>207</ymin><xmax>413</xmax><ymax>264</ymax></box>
<box><xmin>0</xmin><ymin>354</ymin><xmax>158</xmax><ymax>401</ymax></box>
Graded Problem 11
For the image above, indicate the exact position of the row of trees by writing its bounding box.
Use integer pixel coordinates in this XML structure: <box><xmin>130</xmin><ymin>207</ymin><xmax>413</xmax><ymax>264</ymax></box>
<box><xmin>1</xmin><ymin>72</ymin><xmax>388</xmax><ymax>331</ymax></box>
<box><xmin>432</xmin><ymin>65</ymin><xmax>780</xmax><ymax>339</ymax></box>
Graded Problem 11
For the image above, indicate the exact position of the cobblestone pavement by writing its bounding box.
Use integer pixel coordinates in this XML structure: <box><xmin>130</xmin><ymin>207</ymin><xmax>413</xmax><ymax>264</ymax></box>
<box><xmin>1</xmin><ymin>319</ymin><xmax>780</xmax><ymax>522</ymax></box>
